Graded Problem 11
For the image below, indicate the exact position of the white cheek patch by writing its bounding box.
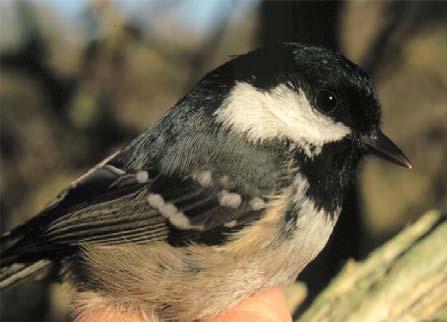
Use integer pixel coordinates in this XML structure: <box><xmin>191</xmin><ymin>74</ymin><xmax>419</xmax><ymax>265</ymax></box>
<box><xmin>214</xmin><ymin>82</ymin><xmax>350</xmax><ymax>157</ymax></box>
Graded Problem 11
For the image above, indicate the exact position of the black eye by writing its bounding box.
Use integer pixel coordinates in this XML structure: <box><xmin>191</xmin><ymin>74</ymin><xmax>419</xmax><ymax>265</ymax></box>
<box><xmin>315</xmin><ymin>89</ymin><xmax>338</xmax><ymax>113</ymax></box>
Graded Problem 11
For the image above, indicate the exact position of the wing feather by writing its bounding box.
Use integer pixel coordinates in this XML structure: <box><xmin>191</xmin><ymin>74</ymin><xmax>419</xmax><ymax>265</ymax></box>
<box><xmin>11</xmin><ymin>157</ymin><xmax>268</xmax><ymax>256</ymax></box>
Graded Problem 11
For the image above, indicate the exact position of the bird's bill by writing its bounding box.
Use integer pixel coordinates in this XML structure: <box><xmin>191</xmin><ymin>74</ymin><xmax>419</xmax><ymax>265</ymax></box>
<box><xmin>361</xmin><ymin>130</ymin><xmax>412</xmax><ymax>168</ymax></box>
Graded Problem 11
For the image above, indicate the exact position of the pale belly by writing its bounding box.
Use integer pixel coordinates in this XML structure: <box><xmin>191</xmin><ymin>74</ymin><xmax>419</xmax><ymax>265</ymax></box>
<box><xmin>72</xmin><ymin>188</ymin><xmax>339</xmax><ymax>322</ymax></box>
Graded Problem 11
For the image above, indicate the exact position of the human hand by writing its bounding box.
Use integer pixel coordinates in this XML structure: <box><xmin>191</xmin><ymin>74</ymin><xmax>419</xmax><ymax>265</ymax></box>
<box><xmin>76</xmin><ymin>287</ymin><xmax>292</xmax><ymax>322</ymax></box>
<box><xmin>204</xmin><ymin>287</ymin><xmax>292</xmax><ymax>322</ymax></box>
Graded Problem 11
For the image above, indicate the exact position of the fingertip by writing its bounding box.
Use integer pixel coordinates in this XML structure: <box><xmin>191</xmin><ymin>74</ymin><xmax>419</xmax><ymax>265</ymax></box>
<box><xmin>75</xmin><ymin>288</ymin><xmax>292</xmax><ymax>322</ymax></box>
<box><xmin>204</xmin><ymin>287</ymin><xmax>292</xmax><ymax>322</ymax></box>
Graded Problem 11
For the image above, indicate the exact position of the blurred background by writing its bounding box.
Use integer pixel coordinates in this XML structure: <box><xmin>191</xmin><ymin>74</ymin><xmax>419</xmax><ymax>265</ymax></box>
<box><xmin>0</xmin><ymin>0</ymin><xmax>446</xmax><ymax>320</ymax></box>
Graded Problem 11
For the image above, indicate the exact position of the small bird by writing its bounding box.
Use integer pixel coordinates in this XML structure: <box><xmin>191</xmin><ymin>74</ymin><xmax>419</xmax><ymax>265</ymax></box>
<box><xmin>0</xmin><ymin>43</ymin><xmax>411</xmax><ymax>321</ymax></box>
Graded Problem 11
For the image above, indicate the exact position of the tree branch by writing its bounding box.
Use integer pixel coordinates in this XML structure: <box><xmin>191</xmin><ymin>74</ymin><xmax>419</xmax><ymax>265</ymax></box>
<box><xmin>297</xmin><ymin>210</ymin><xmax>447</xmax><ymax>321</ymax></box>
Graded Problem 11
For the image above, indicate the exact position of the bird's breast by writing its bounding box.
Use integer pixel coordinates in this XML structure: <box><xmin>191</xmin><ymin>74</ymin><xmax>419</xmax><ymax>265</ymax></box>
<box><xmin>248</xmin><ymin>172</ymin><xmax>340</xmax><ymax>285</ymax></box>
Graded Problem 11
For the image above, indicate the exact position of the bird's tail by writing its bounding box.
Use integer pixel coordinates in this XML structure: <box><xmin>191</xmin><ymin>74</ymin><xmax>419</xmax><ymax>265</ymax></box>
<box><xmin>0</xmin><ymin>226</ymin><xmax>52</xmax><ymax>289</ymax></box>
<box><xmin>0</xmin><ymin>260</ymin><xmax>53</xmax><ymax>289</ymax></box>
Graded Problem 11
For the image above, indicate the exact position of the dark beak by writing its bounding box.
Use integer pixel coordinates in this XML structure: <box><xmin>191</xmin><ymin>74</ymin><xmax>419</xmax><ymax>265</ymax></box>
<box><xmin>361</xmin><ymin>130</ymin><xmax>412</xmax><ymax>168</ymax></box>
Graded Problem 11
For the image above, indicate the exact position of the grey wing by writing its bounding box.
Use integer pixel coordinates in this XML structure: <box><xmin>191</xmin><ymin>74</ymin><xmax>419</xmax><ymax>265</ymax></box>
<box><xmin>34</xmin><ymin>160</ymin><xmax>266</xmax><ymax>248</ymax></box>
<box><xmin>42</xmin><ymin>185</ymin><xmax>167</xmax><ymax>245</ymax></box>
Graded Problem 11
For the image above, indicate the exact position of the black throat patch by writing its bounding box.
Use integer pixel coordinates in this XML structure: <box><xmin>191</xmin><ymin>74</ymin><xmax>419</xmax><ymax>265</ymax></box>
<box><xmin>291</xmin><ymin>138</ymin><xmax>360</xmax><ymax>214</ymax></box>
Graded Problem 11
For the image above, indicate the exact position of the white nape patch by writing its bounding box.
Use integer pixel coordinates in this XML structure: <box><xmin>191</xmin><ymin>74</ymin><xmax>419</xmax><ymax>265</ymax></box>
<box><xmin>249</xmin><ymin>197</ymin><xmax>266</xmax><ymax>211</ymax></box>
<box><xmin>193</xmin><ymin>170</ymin><xmax>213</xmax><ymax>187</ymax></box>
<box><xmin>147</xmin><ymin>193</ymin><xmax>203</xmax><ymax>230</ymax></box>
<box><xmin>136</xmin><ymin>171</ymin><xmax>149</xmax><ymax>183</ymax></box>
<box><xmin>214</xmin><ymin>82</ymin><xmax>350</xmax><ymax>158</ymax></box>
<box><xmin>218</xmin><ymin>190</ymin><xmax>242</xmax><ymax>208</ymax></box>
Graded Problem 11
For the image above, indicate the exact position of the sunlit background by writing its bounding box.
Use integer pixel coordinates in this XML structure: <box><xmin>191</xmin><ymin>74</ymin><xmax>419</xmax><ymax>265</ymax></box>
<box><xmin>1</xmin><ymin>0</ymin><xmax>446</xmax><ymax>320</ymax></box>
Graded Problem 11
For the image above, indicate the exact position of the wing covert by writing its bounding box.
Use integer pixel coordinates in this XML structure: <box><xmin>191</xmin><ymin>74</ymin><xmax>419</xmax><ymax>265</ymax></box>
<box><xmin>21</xmin><ymin>159</ymin><xmax>268</xmax><ymax>250</ymax></box>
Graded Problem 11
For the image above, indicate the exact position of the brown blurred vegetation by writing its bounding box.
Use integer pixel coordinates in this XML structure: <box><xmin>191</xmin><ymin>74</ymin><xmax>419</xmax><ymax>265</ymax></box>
<box><xmin>0</xmin><ymin>0</ymin><xmax>446</xmax><ymax>321</ymax></box>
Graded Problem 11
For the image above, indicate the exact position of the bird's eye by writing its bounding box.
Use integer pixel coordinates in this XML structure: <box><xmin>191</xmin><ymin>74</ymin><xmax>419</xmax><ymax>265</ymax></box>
<box><xmin>315</xmin><ymin>90</ymin><xmax>338</xmax><ymax>113</ymax></box>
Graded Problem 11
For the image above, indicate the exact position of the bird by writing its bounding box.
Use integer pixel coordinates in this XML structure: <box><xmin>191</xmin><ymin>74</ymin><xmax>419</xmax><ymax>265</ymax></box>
<box><xmin>0</xmin><ymin>43</ymin><xmax>411</xmax><ymax>322</ymax></box>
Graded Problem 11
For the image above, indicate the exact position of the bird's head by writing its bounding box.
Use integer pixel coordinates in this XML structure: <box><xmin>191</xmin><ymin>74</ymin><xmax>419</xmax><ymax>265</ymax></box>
<box><xmin>209</xmin><ymin>43</ymin><xmax>411</xmax><ymax>170</ymax></box>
